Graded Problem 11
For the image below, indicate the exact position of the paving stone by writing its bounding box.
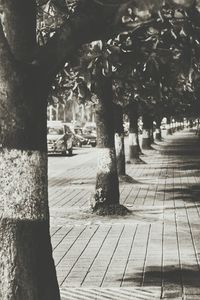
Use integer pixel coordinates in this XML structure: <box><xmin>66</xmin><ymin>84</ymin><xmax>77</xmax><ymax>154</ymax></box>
<box><xmin>49</xmin><ymin>129</ymin><xmax>200</xmax><ymax>299</ymax></box>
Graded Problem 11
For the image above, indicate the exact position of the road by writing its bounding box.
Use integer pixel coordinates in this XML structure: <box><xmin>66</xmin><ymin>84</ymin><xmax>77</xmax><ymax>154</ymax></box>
<box><xmin>48</xmin><ymin>145</ymin><xmax>100</xmax><ymax>198</ymax></box>
<box><xmin>48</xmin><ymin>145</ymin><xmax>98</xmax><ymax>173</ymax></box>
<box><xmin>48</xmin><ymin>135</ymin><xmax>145</xmax><ymax>188</ymax></box>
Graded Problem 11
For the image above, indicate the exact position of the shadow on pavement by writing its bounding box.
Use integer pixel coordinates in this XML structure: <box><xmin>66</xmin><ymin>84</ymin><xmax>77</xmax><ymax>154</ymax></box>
<box><xmin>160</xmin><ymin>184</ymin><xmax>200</xmax><ymax>203</ymax></box>
<box><xmin>121</xmin><ymin>265</ymin><xmax>200</xmax><ymax>287</ymax></box>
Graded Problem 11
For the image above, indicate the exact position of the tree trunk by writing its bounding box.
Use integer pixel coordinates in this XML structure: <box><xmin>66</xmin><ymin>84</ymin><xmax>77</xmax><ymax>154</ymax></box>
<box><xmin>0</xmin><ymin>1</ymin><xmax>60</xmax><ymax>299</ymax></box>
<box><xmin>92</xmin><ymin>73</ymin><xmax>128</xmax><ymax>215</ymax></box>
<box><xmin>166</xmin><ymin>116</ymin><xmax>173</xmax><ymax>135</ymax></box>
<box><xmin>114</xmin><ymin>104</ymin><xmax>126</xmax><ymax>176</ymax></box>
<box><xmin>155</xmin><ymin>117</ymin><xmax>162</xmax><ymax>141</ymax></box>
<box><xmin>0</xmin><ymin>74</ymin><xmax>60</xmax><ymax>300</ymax></box>
<box><xmin>127</xmin><ymin>101</ymin><xmax>143</xmax><ymax>163</ymax></box>
<box><xmin>113</xmin><ymin>104</ymin><xmax>135</xmax><ymax>183</ymax></box>
<box><xmin>150</xmin><ymin>119</ymin><xmax>154</xmax><ymax>144</ymax></box>
<box><xmin>142</xmin><ymin>113</ymin><xmax>152</xmax><ymax>150</ymax></box>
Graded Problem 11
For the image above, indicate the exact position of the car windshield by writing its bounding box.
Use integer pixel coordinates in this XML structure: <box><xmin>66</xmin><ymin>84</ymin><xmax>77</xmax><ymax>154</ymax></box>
<box><xmin>84</xmin><ymin>127</ymin><xmax>96</xmax><ymax>134</ymax></box>
<box><xmin>74</xmin><ymin>129</ymin><xmax>83</xmax><ymax>135</ymax></box>
<box><xmin>47</xmin><ymin>126</ymin><xmax>64</xmax><ymax>135</ymax></box>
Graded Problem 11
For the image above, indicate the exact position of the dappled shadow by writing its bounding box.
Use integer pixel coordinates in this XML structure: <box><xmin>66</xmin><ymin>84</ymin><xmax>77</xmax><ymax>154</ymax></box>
<box><xmin>160</xmin><ymin>139</ymin><xmax>200</xmax><ymax>156</ymax></box>
<box><xmin>160</xmin><ymin>184</ymin><xmax>200</xmax><ymax>204</ymax></box>
<box><xmin>121</xmin><ymin>265</ymin><xmax>200</xmax><ymax>288</ymax></box>
<box><xmin>119</xmin><ymin>174</ymin><xmax>139</xmax><ymax>184</ymax></box>
<box><xmin>142</xmin><ymin>145</ymin><xmax>156</xmax><ymax>151</ymax></box>
<box><xmin>157</xmin><ymin>158</ymin><xmax>200</xmax><ymax>170</ymax></box>
<box><xmin>127</xmin><ymin>158</ymin><xmax>147</xmax><ymax>165</ymax></box>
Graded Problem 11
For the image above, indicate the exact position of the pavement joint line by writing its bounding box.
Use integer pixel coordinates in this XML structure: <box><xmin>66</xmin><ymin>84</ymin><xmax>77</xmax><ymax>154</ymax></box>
<box><xmin>53</xmin><ymin>226</ymin><xmax>74</xmax><ymax>251</ymax></box>
<box><xmin>72</xmin><ymin>190</ymin><xmax>90</xmax><ymax>207</ymax></box>
<box><xmin>56</xmin><ymin>226</ymin><xmax>87</xmax><ymax>267</ymax></box>
<box><xmin>61</xmin><ymin>225</ymin><xmax>100</xmax><ymax>286</ymax></box>
<box><xmin>60</xmin><ymin>189</ymin><xmax>84</xmax><ymax>207</ymax></box>
<box><xmin>141</xmin><ymin>224</ymin><xmax>151</xmax><ymax>287</ymax></box>
<box><xmin>182</xmin><ymin>175</ymin><xmax>200</xmax><ymax>272</ymax></box>
<box><xmin>53</xmin><ymin>189</ymin><xmax>77</xmax><ymax>207</ymax></box>
<box><xmin>100</xmin><ymin>225</ymin><xmax>125</xmax><ymax>287</ymax></box>
<box><xmin>49</xmin><ymin>130</ymin><xmax>200</xmax><ymax>297</ymax></box>
<box><xmin>51</xmin><ymin>226</ymin><xmax>62</xmax><ymax>237</ymax></box>
<box><xmin>173</xmin><ymin>166</ymin><xmax>184</xmax><ymax>296</ymax></box>
<box><xmin>81</xmin><ymin>226</ymin><xmax>112</xmax><ymax>286</ymax></box>
<box><xmin>121</xmin><ymin>224</ymin><xmax>138</xmax><ymax>287</ymax></box>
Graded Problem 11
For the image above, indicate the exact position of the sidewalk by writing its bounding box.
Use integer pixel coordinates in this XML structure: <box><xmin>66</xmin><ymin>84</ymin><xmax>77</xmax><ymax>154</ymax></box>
<box><xmin>49</xmin><ymin>129</ymin><xmax>200</xmax><ymax>300</ymax></box>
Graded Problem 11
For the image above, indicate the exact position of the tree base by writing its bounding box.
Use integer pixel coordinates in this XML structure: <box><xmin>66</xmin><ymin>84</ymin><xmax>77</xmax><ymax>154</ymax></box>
<box><xmin>92</xmin><ymin>203</ymin><xmax>130</xmax><ymax>216</ymax></box>
<box><xmin>166</xmin><ymin>128</ymin><xmax>173</xmax><ymax>135</ymax></box>
<box><xmin>119</xmin><ymin>174</ymin><xmax>137</xmax><ymax>183</ymax></box>
<box><xmin>142</xmin><ymin>145</ymin><xmax>153</xmax><ymax>150</ymax></box>
<box><xmin>142</xmin><ymin>138</ymin><xmax>152</xmax><ymax>150</ymax></box>
<box><xmin>155</xmin><ymin>133</ymin><xmax>162</xmax><ymax>141</ymax></box>
<box><xmin>139</xmin><ymin>151</ymin><xmax>145</xmax><ymax>156</ymax></box>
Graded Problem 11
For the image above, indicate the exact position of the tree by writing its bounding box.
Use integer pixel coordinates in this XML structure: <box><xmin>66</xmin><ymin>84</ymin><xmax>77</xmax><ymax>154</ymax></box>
<box><xmin>114</xmin><ymin>104</ymin><xmax>126</xmax><ymax>177</ymax></box>
<box><xmin>0</xmin><ymin>1</ymin><xmax>61</xmax><ymax>298</ymax></box>
<box><xmin>1</xmin><ymin>1</ymin><xmax>151</xmax><ymax>295</ymax></box>
<box><xmin>1</xmin><ymin>0</ymin><xmax>200</xmax><ymax>298</ymax></box>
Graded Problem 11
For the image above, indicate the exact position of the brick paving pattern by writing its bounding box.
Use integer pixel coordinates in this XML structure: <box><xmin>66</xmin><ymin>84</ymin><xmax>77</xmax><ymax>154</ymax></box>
<box><xmin>49</xmin><ymin>129</ymin><xmax>200</xmax><ymax>299</ymax></box>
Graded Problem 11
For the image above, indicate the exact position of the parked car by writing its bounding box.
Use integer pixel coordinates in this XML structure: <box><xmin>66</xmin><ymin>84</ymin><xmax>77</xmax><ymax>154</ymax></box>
<box><xmin>47</xmin><ymin>121</ymin><xmax>73</xmax><ymax>155</ymax></box>
<box><xmin>72</xmin><ymin>127</ymin><xmax>87</xmax><ymax>147</ymax></box>
<box><xmin>82</xmin><ymin>123</ymin><xmax>97</xmax><ymax>147</ymax></box>
<box><xmin>83</xmin><ymin>131</ymin><xmax>97</xmax><ymax>147</ymax></box>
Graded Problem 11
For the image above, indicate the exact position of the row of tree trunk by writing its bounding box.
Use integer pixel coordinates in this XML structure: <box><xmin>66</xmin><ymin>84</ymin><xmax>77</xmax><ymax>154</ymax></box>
<box><xmin>92</xmin><ymin>75</ymin><xmax>182</xmax><ymax>216</ymax></box>
<box><xmin>0</xmin><ymin>3</ymin><xmax>185</xmax><ymax>297</ymax></box>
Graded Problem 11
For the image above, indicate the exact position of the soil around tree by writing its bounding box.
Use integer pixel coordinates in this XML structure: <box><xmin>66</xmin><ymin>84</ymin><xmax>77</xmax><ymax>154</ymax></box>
<box><xmin>92</xmin><ymin>203</ymin><xmax>130</xmax><ymax>216</ymax></box>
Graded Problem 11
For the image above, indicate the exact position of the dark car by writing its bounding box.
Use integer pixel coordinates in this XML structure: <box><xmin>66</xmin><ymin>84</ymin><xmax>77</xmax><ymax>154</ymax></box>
<box><xmin>82</xmin><ymin>125</ymin><xmax>97</xmax><ymax>147</ymax></box>
<box><xmin>72</xmin><ymin>128</ymin><xmax>87</xmax><ymax>147</ymax></box>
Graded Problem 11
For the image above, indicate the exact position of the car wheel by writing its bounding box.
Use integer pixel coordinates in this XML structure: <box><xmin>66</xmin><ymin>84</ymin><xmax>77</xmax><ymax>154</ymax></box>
<box><xmin>91</xmin><ymin>143</ymin><xmax>96</xmax><ymax>147</ymax></box>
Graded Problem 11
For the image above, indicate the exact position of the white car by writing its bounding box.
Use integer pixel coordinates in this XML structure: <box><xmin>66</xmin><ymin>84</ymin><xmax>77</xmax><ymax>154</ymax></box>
<box><xmin>47</xmin><ymin>121</ymin><xmax>73</xmax><ymax>155</ymax></box>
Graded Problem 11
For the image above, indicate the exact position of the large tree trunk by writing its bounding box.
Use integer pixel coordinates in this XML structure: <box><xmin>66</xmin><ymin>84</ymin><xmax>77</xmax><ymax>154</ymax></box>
<box><xmin>92</xmin><ymin>73</ymin><xmax>128</xmax><ymax>215</ymax></box>
<box><xmin>142</xmin><ymin>113</ymin><xmax>152</xmax><ymax>150</ymax></box>
<box><xmin>127</xmin><ymin>101</ymin><xmax>143</xmax><ymax>163</ymax></box>
<box><xmin>0</xmin><ymin>1</ymin><xmax>60</xmax><ymax>299</ymax></box>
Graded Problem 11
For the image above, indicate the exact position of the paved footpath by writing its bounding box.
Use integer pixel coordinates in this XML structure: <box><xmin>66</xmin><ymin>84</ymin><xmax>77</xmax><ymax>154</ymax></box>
<box><xmin>49</xmin><ymin>129</ymin><xmax>200</xmax><ymax>300</ymax></box>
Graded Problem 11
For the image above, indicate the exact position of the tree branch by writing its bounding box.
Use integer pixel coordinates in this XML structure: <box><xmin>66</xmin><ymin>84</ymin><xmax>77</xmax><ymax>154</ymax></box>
<box><xmin>36</xmin><ymin>0</ymin><xmax>130</xmax><ymax>78</ymax></box>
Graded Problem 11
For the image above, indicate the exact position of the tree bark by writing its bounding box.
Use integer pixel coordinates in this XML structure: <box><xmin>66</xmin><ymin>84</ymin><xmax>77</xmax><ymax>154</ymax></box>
<box><xmin>92</xmin><ymin>73</ymin><xmax>128</xmax><ymax>215</ymax></box>
<box><xmin>166</xmin><ymin>116</ymin><xmax>173</xmax><ymax>135</ymax></box>
<box><xmin>0</xmin><ymin>2</ymin><xmax>60</xmax><ymax>299</ymax></box>
<box><xmin>114</xmin><ymin>104</ymin><xmax>126</xmax><ymax>176</ymax></box>
<box><xmin>127</xmin><ymin>101</ymin><xmax>143</xmax><ymax>163</ymax></box>
<box><xmin>150</xmin><ymin>118</ymin><xmax>154</xmax><ymax>144</ymax></box>
<box><xmin>155</xmin><ymin>117</ymin><xmax>162</xmax><ymax>141</ymax></box>
<box><xmin>142</xmin><ymin>113</ymin><xmax>152</xmax><ymax>150</ymax></box>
